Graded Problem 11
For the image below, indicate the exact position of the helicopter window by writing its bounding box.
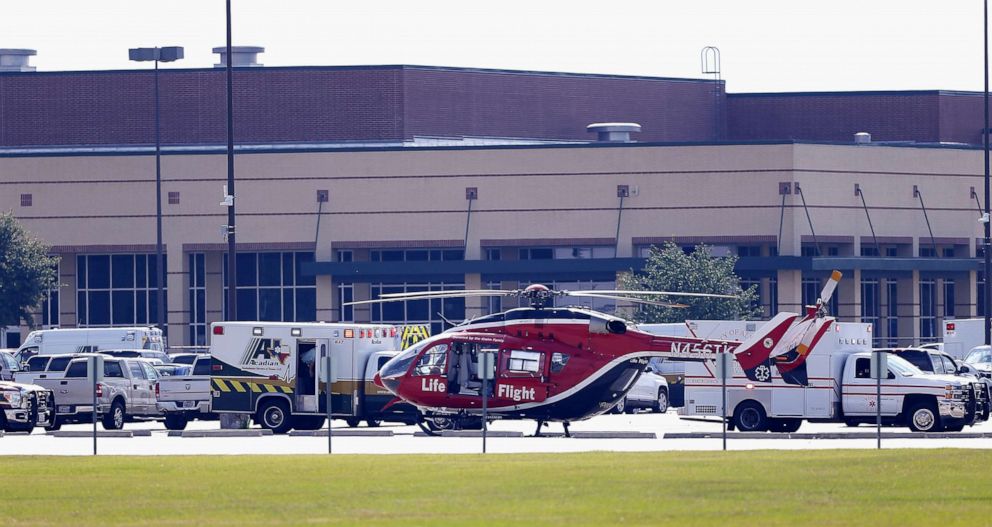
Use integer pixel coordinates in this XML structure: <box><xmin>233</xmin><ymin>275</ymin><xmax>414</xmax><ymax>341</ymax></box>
<box><xmin>550</xmin><ymin>352</ymin><xmax>569</xmax><ymax>373</ymax></box>
<box><xmin>506</xmin><ymin>350</ymin><xmax>543</xmax><ymax>374</ymax></box>
<box><xmin>414</xmin><ymin>344</ymin><xmax>448</xmax><ymax>376</ymax></box>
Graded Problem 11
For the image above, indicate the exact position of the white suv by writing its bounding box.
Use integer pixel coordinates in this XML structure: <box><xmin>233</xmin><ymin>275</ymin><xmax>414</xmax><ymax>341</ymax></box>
<box><xmin>612</xmin><ymin>362</ymin><xmax>669</xmax><ymax>414</ymax></box>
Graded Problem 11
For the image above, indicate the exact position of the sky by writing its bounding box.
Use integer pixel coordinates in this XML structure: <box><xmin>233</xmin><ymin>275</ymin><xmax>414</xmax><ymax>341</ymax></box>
<box><xmin>1</xmin><ymin>0</ymin><xmax>987</xmax><ymax>93</ymax></box>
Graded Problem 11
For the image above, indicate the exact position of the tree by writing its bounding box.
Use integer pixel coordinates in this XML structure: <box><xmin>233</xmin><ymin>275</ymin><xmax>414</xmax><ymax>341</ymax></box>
<box><xmin>0</xmin><ymin>212</ymin><xmax>60</xmax><ymax>327</ymax></box>
<box><xmin>618</xmin><ymin>242</ymin><xmax>761</xmax><ymax>323</ymax></box>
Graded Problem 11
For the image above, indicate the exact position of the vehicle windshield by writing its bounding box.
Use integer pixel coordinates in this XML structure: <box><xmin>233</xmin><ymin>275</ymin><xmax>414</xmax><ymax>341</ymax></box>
<box><xmin>965</xmin><ymin>348</ymin><xmax>992</xmax><ymax>365</ymax></box>
<box><xmin>887</xmin><ymin>355</ymin><xmax>923</xmax><ymax>377</ymax></box>
<box><xmin>379</xmin><ymin>339</ymin><xmax>432</xmax><ymax>378</ymax></box>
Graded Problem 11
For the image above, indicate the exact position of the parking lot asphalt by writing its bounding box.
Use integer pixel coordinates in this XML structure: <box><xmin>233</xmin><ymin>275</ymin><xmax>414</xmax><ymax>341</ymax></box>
<box><xmin>3</xmin><ymin>411</ymin><xmax>992</xmax><ymax>456</ymax></box>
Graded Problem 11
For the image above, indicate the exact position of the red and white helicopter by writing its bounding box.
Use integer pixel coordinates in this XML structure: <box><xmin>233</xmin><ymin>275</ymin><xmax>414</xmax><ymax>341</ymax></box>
<box><xmin>351</xmin><ymin>272</ymin><xmax>842</xmax><ymax>435</ymax></box>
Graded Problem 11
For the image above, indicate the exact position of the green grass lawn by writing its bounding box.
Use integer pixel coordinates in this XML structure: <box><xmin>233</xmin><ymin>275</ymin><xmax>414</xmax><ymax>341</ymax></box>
<box><xmin>2</xmin><ymin>450</ymin><xmax>990</xmax><ymax>526</ymax></box>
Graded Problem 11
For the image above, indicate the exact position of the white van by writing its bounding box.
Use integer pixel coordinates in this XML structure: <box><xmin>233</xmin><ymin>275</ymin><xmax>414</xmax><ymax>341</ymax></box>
<box><xmin>13</xmin><ymin>327</ymin><xmax>165</xmax><ymax>364</ymax></box>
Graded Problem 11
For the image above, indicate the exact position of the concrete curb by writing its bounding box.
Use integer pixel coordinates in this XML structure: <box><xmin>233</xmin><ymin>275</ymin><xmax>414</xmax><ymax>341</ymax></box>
<box><xmin>663</xmin><ymin>432</ymin><xmax>992</xmax><ymax>440</ymax></box>
<box><xmin>49</xmin><ymin>430</ymin><xmax>133</xmax><ymax>438</ymax></box>
<box><xmin>289</xmin><ymin>429</ymin><xmax>394</xmax><ymax>437</ymax></box>
<box><xmin>438</xmin><ymin>430</ymin><xmax>525</xmax><ymax>438</ymax></box>
<box><xmin>571</xmin><ymin>431</ymin><xmax>657</xmax><ymax>439</ymax></box>
<box><xmin>169</xmin><ymin>429</ymin><xmax>273</xmax><ymax>438</ymax></box>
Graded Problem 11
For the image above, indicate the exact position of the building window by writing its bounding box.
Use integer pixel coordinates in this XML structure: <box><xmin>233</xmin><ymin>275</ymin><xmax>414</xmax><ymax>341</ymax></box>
<box><xmin>737</xmin><ymin>246</ymin><xmax>761</xmax><ymax>257</ymax></box>
<box><xmin>767</xmin><ymin>276</ymin><xmax>778</xmax><ymax>316</ymax></box>
<box><xmin>885</xmin><ymin>280</ymin><xmax>899</xmax><ymax>346</ymax></box>
<box><xmin>920</xmin><ymin>247</ymin><xmax>937</xmax><ymax>257</ymax></box>
<box><xmin>76</xmin><ymin>254</ymin><xmax>166</xmax><ymax>327</ymax></box>
<box><xmin>943</xmin><ymin>279</ymin><xmax>955</xmax><ymax>319</ymax></box>
<box><xmin>860</xmin><ymin>246</ymin><xmax>880</xmax><ymax>257</ymax></box>
<box><xmin>370</xmin><ymin>249</ymin><xmax>463</xmax><ymax>262</ymax></box>
<box><xmin>741</xmin><ymin>278</ymin><xmax>761</xmax><ymax>313</ymax></box>
<box><xmin>168</xmin><ymin>192</ymin><xmax>180</xmax><ymax>205</ymax></box>
<box><xmin>223</xmin><ymin>252</ymin><xmax>316</xmax><ymax>322</ymax></box>
<box><xmin>801</xmin><ymin>246</ymin><xmax>819</xmax><ymax>257</ymax></box>
<box><xmin>920</xmin><ymin>279</ymin><xmax>937</xmax><ymax>342</ymax></box>
<box><xmin>187</xmin><ymin>253</ymin><xmax>206</xmax><ymax>346</ymax></box>
<box><xmin>485</xmin><ymin>249</ymin><xmax>501</xmax><ymax>261</ymax></box>
<box><xmin>370</xmin><ymin>282</ymin><xmax>465</xmax><ymax>335</ymax></box>
<box><xmin>861</xmin><ymin>278</ymin><xmax>880</xmax><ymax>337</ymax></box>
<box><xmin>519</xmin><ymin>248</ymin><xmax>553</xmax><ymax>260</ymax></box>
<box><xmin>336</xmin><ymin>250</ymin><xmax>353</xmax><ymax>263</ymax></box>
<box><xmin>942</xmin><ymin>247</ymin><xmax>955</xmax><ymax>258</ymax></box>
<box><xmin>20</xmin><ymin>194</ymin><xmax>32</xmax><ymax>207</ymax></box>
<box><xmin>338</xmin><ymin>283</ymin><xmax>354</xmax><ymax>322</ymax></box>
<box><xmin>484</xmin><ymin>280</ymin><xmax>502</xmax><ymax>315</ymax></box>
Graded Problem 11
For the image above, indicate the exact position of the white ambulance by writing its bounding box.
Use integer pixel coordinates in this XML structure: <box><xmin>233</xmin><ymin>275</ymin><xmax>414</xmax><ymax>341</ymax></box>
<box><xmin>209</xmin><ymin>321</ymin><xmax>429</xmax><ymax>433</ymax></box>
<box><xmin>653</xmin><ymin>320</ymin><xmax>987</xmax><ymax>433</ymax></box>
<box><xmin>13</xmin><ymin>327</ymin><xmax>165</xmax><ymax>364</ymax></box>
<box><xmin>941</xmin><ymin>318</ymin><xmax>989</xmax><ymax>360</ymax></box>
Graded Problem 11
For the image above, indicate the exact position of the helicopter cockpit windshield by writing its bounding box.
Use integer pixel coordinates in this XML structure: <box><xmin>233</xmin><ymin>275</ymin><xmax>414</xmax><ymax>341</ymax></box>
<box><xmin>379</xmin><ymin>337</ymin><xmax>436</xmax><ymax>378</ymax></box>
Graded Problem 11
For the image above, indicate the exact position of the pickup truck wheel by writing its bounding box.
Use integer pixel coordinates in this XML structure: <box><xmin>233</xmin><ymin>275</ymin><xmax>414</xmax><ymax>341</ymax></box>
<box><xmin>164</xmin><ymin>414</ymin><xmax>189</xmax><ymax>431</ymax></box>
<box><xmin>44</xmin><ymin>415</ymin><xmax>62</xmax><ymax>432</ymax></box>
<box><xmin>345</xmin><ymin>418</ymin><xmax>361</xmax><ymax>428</ymax></box>
<box><xmin>292</xmin><ymin>416</ymin><xmax>326</xmax><ymax>430</ymax></box>
<box><xmin>101</xmin><ymin>401</ymin><xmax>126</xmax><ymax>430</ymax></box>
<box><xmin>733</xmin><ymin>401</ymin><xmax>768</xmax><ymax>432</ymax></box>
<box><xmin>655</xmin><ymin>389</ymin><xmax>669</xmax><ymax>413</ymax></box>
<box><xmin>907</xmin><ymin>402</ymin><xmax>941</xmax><ymax>432</ymax></box>
<box><xmin>257</xmin><ymin>400</ymin><xmax>292</xmax><ymax>434</ymax></box>
<box><xmin>944</xmin><ymin>424</ymin><xmax>965</xmax><ymax>432</ymax></box>
<box><xmin>843</xmin><ymin>419</ymin><xmax>860</xmax><ymax>427</ymax></box>
<box><xmin>366</xmin><ymin>418</ymin><xmax>382</xmax><ymax>428</ymax></box>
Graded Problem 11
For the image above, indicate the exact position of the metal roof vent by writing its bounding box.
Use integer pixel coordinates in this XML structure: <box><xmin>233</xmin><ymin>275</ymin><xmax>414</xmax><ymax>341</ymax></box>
<box><xmin>212</xmin><ymin>46</ymin><xmax>264</xmax><ymax>67</ymax></box>
<box><xmin>0</xmin><ymin>49</ymin><xmax>36</xmax><ymax>72</ymax></box>
<box><xmin>587</xmin><ymin>122</ymin><xmax>642</xmax><ymax>143</ymax></box>
<box><xmin>854</xmin><ymin>132</ymin><xmax>872</xmax><ymax>144</ymax></box>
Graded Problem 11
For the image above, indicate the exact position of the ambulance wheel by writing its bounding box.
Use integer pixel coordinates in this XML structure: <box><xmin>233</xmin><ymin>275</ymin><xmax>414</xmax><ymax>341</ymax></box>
<box><xmin>345</xmin><ymin>418</ymin><xmax>361</xmax><ymax>428</ymax></box>
<box><xmin>366</xmin><ymin>418</ymin><xmax>381</xmax><ymax>428</ymax></box>
<box><xmin>944</xmin><ymin>424</ymin><xmax>965</xmax><ymax>432</ymax></box>
<box><xmin>164</xmin><ymin>414</ymin><xmax>189</xmax><ymax>431</ymax></box>
<box><xmin>843</xmin><ymin>419</ymin><xmax>860</xmax><ymax>427</ymax></box>
<box><xmin>732</xmin><ymin>401</ymin><xmax>768</xmax><ymax>432</ymax></box>
<box><xmin>257</xmin><ymin>400</ymin><xmax>292</xmax><ymax>434</ymax></box>
<box><xmin>292</xmin><ymin>416</ymin><xmax>326</xmax><ymax>430</ymax></box>
<box><xmin>101</xmin><ymin>401</ymin><xmax>126</xmax><ymax>430</ymax></box>
<box><xmin>907</xmin><ymin>401</ymin><xmax>940</xmax><ymax>432</ymax></box>
<box><xmin>770</xmin><ymin>418</ymin><xmax>801</xmax><ymax>433</ymax></box>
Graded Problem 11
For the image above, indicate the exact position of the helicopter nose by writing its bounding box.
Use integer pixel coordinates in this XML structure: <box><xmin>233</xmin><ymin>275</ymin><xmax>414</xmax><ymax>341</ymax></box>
<box><xmin>375</xmin><ymin>372</ymin><xmax>402</xmax><ymax>395</ymax></box>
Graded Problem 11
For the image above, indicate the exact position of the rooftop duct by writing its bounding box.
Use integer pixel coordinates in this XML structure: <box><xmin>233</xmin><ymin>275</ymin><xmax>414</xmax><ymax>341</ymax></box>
<box><xmin>587</xmin><ymin>122</ymin><xmax>641</xmax><ymax>143</ymax></box>
<box><xmin>0</xmin><ymin>49</ymin><xmax>36</xmax><ymax>72</ymax></box>
<box><xmin>212</xmin><ymin>46</ymin><xmax>264</xmax><ymax>68</ymax></box>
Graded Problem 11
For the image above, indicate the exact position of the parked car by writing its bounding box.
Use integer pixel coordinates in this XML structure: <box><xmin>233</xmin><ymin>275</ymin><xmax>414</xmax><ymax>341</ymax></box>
<box><xmin>166</xmin><ymin>353</ymin><xmax>202</xmax><ymax>366</ymax></box>
<box><xmin>33</xmin><ymin>357</ymin><xmax>163</xmax><ymax>430</ymax></box>
<box><xmin>612</xmin><ymin>361</ymin><xmax>669</xmax><ymax>414</ymax></box>
<box><xmin>885</xmin><ymin>347</ymin><xmax>991</xmax><ymax>421</ymax></box>
<box><xmin>0</xmin><ymin>380</ymin><xmax>55</xmax><ymax>433</ymax></box>
<box><xmin>14</xmin><ymin>353</ymin><xmax>94</xmax><ymax>385</ymax></box>
<box><xmin>156</xmin><ymin>356</ymin><xmax>212</xmax><ymax>430</ymax></box>
<box><xmin>964</xmin><ymin>346</ymin><xmax>992</xmax><ymax>379</ymax></box>
<box><xmin>0</xmin><ymin>351</ymin><xmax>21</xmax><ymax>381</ymax></box>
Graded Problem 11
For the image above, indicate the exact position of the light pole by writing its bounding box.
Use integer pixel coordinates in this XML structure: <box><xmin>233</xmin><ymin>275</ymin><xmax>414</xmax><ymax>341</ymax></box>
<box><xmin>225</xmin><ymin>0</ymin><xmax>238</xmax><ymax>321</ymax></box>
<box><xmin>984</xmin><ymin>0</ymin><xmax>990</xmax><ymax>346</ymax></box>
<box><xmin>128</xmin><ymin>46</ymin><xmax>184</xmax><ymax>336</ymax></box>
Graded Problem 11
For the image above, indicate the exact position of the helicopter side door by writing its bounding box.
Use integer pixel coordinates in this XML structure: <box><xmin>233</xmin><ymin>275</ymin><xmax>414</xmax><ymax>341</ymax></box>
<box><xmin>493</xmin><ymin>346</ymin><xmax>552</xmax><ymax>405</ymax></box>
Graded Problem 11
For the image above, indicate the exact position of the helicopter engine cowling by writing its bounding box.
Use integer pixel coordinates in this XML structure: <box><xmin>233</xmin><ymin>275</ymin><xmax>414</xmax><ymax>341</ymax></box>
<box><xmin>590</xmin><ymin>315</ymin><xmax>627</xmax><ymax>335</ymax></box>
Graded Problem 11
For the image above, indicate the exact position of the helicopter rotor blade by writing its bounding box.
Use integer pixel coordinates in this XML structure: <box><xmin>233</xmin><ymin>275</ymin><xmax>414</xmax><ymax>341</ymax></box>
<box><xmin>378</xmin><ymin>289</ymin><xmax>508</xmax><ymax>299</ymax></box>
<box><xmin>564</xmin><ymin>292</ymin><xmax>688</xmax><ymax>308</ymax></box>
<box><xmin>568</xmin><ymin>289</ymin><xmax>737</xmax><ymax>299</ymax></box>
<box><xmin>343</xmin><ymin>290</ymin><xmax>515</xmax><ymax>307</ymax></box>
<box><xmin>817</xmin><ymin>270</ymin><xmax>843</xmax><ymax>306</ymax></box>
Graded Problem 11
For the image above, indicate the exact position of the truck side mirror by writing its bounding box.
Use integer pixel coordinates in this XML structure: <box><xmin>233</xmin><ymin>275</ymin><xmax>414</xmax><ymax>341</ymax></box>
<box><xmin>959</xmin><ymin>365</ymin><xmax>972</xmax><ymax>375</ymax></box>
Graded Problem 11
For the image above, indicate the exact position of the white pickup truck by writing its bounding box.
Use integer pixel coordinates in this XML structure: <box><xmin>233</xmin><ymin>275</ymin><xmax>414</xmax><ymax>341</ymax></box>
<box><xmin>156</xmin><ymin>356</ymin><xmax>212</xmax><ymax>430</ymax></box>
<box><xmin>33</xmin><ymin>356</ymin><xmax>163</xmax><ymax>430</ymax></box>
